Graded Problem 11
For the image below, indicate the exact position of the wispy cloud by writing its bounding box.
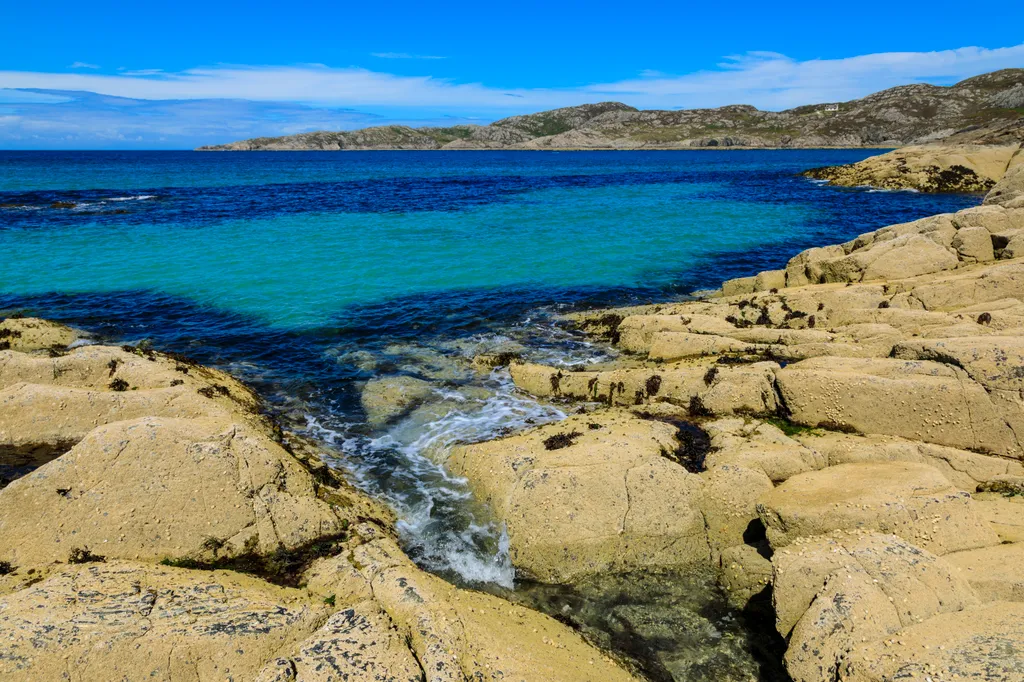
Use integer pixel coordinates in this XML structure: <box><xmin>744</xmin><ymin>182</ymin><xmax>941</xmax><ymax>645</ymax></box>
<box><xmin>0</xmin><ymin>90</ymin><xmax>482</xmax><ymax>149</ymax></box>
<box><xmin>69</xmin><ymin>62</ymin><xmax>100</xmax><ymax>69</ymax></box>
<box><xmin>5</xmin><ymin>43</ymin><xmax>1022</xmax><ymax>115</ymax></box>
<box><xmin>118</xmin><ymin>68</ymin><xmax>165</xmax><ymax>77</ymax></box>
<box><xmin>371</xmin><ymin>52</ymin><xmax>447</xmax><ymax>60</ymax></box>
<box><xmin>583</xmin><ymin>44</ymin><xmax>1024</xmax><ymax>109</ymax></box>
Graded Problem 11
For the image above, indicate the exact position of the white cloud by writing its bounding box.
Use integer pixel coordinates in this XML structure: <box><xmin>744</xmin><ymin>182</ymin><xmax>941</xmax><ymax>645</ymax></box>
<box><xmin>584</xmin><ymin>44</ymin><xmax>1024</xmax><ymax>109</ymax></box>
<box><xmin>69</xmin><ymin>62</ymin><xmax>100</xmax><ymax>69</ymax></box>
<box><xmin>2</xmin><ymin>43</ymin><xmax>1022</xmax><ymax>117</ymax></box>
<box><xmin>371</xmin><ymin>52</ymin><xmax>447</xmax><ymax>60</ymax></box>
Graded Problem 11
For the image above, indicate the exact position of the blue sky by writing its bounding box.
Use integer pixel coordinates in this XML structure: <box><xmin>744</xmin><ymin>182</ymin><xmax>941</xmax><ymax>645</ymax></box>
<box><xmin>1</xmin><ymin>0</ymin><xmax>1022</xmax><ymax>148</ymax></box>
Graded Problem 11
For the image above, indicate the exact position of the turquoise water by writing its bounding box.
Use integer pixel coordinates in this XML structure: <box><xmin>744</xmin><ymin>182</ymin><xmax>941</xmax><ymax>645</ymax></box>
<box><xmin>3</xmin><ymin>181</ymin><xmax>815</xmax><ymax>327</ymax></box>
<box><xmin>1</xmin><ymin>150</ymin><xmax>978</xmax><ymax>329</ymax></box>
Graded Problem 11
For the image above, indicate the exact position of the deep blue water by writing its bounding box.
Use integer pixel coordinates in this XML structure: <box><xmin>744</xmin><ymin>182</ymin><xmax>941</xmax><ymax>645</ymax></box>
<box><xmin>0</xmin><ymin>150</ymin><xmax>982</xmax><ymax>586</ymax></box>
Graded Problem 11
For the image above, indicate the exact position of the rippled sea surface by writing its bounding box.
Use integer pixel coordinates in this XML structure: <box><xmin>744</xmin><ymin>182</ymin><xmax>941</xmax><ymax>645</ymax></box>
<box><xmin>1</xmin><ymin>150</ymin><xmax>982</xmax><ymax>678</ymax></box>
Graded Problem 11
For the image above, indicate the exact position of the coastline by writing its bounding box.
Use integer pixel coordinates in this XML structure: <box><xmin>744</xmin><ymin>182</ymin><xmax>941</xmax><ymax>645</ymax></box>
<box><xmin>195</xmin><ymin>145</ymin><xmax>900</xmax><ymax>152</ymax></box>
<box><xmin>1</xmin><ymin>146</ymin><xmax>1022</xmax><ymax>680</ymax></box>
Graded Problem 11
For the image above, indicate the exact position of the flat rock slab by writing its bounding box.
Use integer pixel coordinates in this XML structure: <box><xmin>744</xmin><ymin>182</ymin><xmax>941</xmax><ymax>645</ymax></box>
<box><xmin>757</xmin><ymin>461</ymin><xmax>999</xmax><ymax>555</ymax></box>
<box><xmin>946</xmin><ymin>542</ymin><xmax>1024</xmax><ymax>602</ymax></box>
<box><xmin>839</xmin><ymin>601</ymin><xmax>1024</xmax><ymax>681</ymax></box>
<box><xmin>0</xmin><ymin>561</ymin><xmax>329</xmax><ymax>681</ymax></box>
<box><xmin>0</xmin><ymin>381</ymin><xmax>237</xmax><ymax>456</ymax></box>
<box><xmin>775</xmin><ymin>357</ymin><xmax>1021</xmax><ymax>458</ymax></box>
<box><xmin>0</xmin><ymin>416</ymin><xmax>349</xmax><ymax>566</ymax></box>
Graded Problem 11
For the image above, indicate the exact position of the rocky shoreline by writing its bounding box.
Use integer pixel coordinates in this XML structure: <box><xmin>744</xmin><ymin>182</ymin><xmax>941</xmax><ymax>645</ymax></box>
<box><xmin>803</xmin><ymin>143</ymin><xmax>1022</xmax><ymax>193</ymax></box>
<box><xmin>0</xmin><ymin>320</ymin><xmax>638</xmax><ymax>681</ymax></box>
<box><xmin>3</xmin><ymin>145</ymin><xmax>1024</xmax><ymax>680</ymax></box>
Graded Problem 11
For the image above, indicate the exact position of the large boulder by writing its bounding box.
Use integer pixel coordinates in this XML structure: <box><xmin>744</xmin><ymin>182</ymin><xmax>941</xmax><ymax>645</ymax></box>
<box><xmin>757</xmin><ymin>462</ymin><xmax>999</xmax><ymax>555</ymax></box>
<box><xmin>704</xmin><ymin>418</ymin><xmax>825</xmax><ymax>483</ymax></box>
<box><xmin>0</xmin><ymin>417</ymin><xmax>356</xmax><ymax>567</ymax></box>
<box><xmin>775</xmin><ymin>357</ymin><xmax>1021</xmax><ymax>457</ymax></box>
<box><xmin>771</xmin><ymin>532</ymin><xmax>978</xmax><ymax>640</ymax></box>
<box><xmin>509</xmin><ymin>361</ymin><xmax>779</xmax><ymax>417</ymax></box>
<box><xmin>445</xmin><ymin>411</ymin><xmax>710</xmax><ymax>582</ymax></box>
<box><xmin>699</xmin><ymin>463</ymin><xmax>774</xmax><ymax>555</ymax></box>
<box><xmin>902</xmin><ymin>260</ymin><xmax>1024</xmax><ymax>311</ymax></box>
<box><xmin>985</xmin><ymin>155</ymin><xmax>1024</xmax><ymax>208</ymax></box>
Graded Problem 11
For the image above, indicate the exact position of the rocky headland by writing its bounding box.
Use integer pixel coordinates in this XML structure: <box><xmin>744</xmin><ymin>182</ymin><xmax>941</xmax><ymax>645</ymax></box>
<box><xmin>803</xmin><ymin>142</ymin><xmax>1023</xmax><ymax>193</ymax></box>
<box><xmin>198</xmin><ymin>69</ymin><xmax>1024</xmax><ymax>151</ymax></box>
<box><xmin>4</xmin><ymin>144</ymin><xmax>1024</xmax><ymax>681</ymax></box>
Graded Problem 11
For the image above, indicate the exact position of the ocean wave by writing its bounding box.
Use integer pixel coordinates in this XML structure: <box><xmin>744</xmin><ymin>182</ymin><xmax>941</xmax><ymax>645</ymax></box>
<box><xmin>106</xmin><ymin>195</ymin><xmax>156</xmax><ymax>201</ymax></box>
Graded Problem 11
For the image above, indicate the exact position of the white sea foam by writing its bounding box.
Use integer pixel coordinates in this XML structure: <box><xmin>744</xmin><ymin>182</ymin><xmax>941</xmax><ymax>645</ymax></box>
<box><xmin>106</xmin><ymin>195</ymin><xmax>156</xmax><ymax>201</ymax></box>
<box><xmin>300</xmin><ymin>367</ymin><xmax>565</xmax><ymax>588</ymax></box>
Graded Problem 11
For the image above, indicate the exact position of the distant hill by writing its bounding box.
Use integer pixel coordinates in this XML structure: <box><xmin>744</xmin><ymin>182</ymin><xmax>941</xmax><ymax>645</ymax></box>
<box><xmin>198</xmin><ymin>69</ymin><xmax>1024</xmax><ymax>151</ymax></box>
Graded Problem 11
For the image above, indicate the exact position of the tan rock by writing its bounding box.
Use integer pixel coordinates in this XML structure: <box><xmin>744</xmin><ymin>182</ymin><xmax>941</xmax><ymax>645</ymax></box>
<box><xmin>757</xmin><ymin>462</ymin><xmax>999</xmax><ymax>554</ymax></box>
<box><xmin>985</xmin><ymin>158</ymin><xmax>1024</xmax><ymax>208</ymax></box>
<box><xmin>255</xmin><ymin>602</ymin><xmax>424</xmax><ymax>682</ymax></box>
<box><xmin>775</xmin><ymin>357</ymin><xmax>1021</xmax><ymax>457</ymax></box>
<box><xmin>776</xmin><ymin>532</ymin><xmax>980</xmax><ymax>682</ymax></box>
<box><xmin>446</xmin><ymin>411</ymin><xmax>710</xmax><ymax>582</ymax></box>
<box><xmin>906</xmin><ymin>260</ymin><xmax>1024</xmax><ymax>311</ymax></box>
<box><xmin>364</xmin><ymin>539</ymin><xmax>638</xmax><ymax>682</ymax></box>
<box><xmin>647</xmin><ymin>331</ymin><xmax>757</xmax><ymax>361</ymax></box>
<box><xmin>0</xmin><ymin>345</ymin><xmax>259</xmax><ymax>414</ymax></box>
<box><xmin>719</xmin><ymin>543</ymin><xmax>772</xmax><ymax>610</ymax></box>
<box><xmin>796</xmin><ymin>431</ymin><xmax>1024</xmax><ymax>491</ymax></box>
<box><xmin>839</xmin><ymin>602</ymin><xmax>1024</xmax><ymax>681</ymax></box>
<box><xmin>805</xmin><ymin>144</ymin><xmax>1019</xmax><ymax>192</ymax></box>
<box><xmin>0</xmin><ymin>561</ymin><xmax>330</xmax><ymax>681</ymax></box>
<box><xmin>946</xmin><ymin>542</ymin><xmax>1024</xmax><ymax>602</ymax></box>
<box><xmin>509</xmin><ymin>361</ymin><xmax>706</xmax><ymax>408</ymax></box>
<box><xmin>695</xmin><ymin>361</ymin><xmax>780</xmax><ymax>416</ymax></box>
<box><xmin>699</xmin><ymin>463</ymin><xmax>774</xmax><ymax>554</ymax></box>
<box><xmin>0</xmin><ymin>417</ymin><xmax>353</xmax><ymax>566</ymax></box>
<box><xmin>0</xmin><ymin>317</ymin><xmax>77</xmax><ymax>352</ymax></box>
<box><xmin>754</xmin><ymin>269</ymin><xmax>786</xmax><ymax>292</ymax></box>
<box><xmin>312</xmin><ymin>526</ymin><xmax>640</xmax><ymax>682</ymax></box>
<box><xmin>952</xmin><ymin>225</ymin><xmax>997</xmax><ymax>262</ymax></box>
<box><xmin>722</xmin><ymin>275</ymin><xmax>757</xmax><ymax>296</ymax></box>
<box><xmin>859</xmin><ymin>234</ymin><xmax>960</xmax><ymax>282</ymax></box>
<box><xmin>772</xmin><ymin>532</ymin><xmax>978</xmax><ymax>639</ymax></box>
<box><xmin>0</xmin><ymin>382</ymin><xmax>238</xmax><ymax>467</ymax></box>
<box><xmin>974</xmin><ymin>491</ymin><xmax>1024</xmax><ymax>542</ymax></box>
<box><xmin>704</xmin><ymin>418</ymin><xmax>825</xmax><ymax>482</ymax></box>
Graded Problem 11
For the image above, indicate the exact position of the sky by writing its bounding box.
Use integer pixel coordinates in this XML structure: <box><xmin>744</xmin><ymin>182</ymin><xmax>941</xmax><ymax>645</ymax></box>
<box><xmin>1</xmin><ymin>0</ymin><xmax>1022</xmax><ymax>149</ymax></box>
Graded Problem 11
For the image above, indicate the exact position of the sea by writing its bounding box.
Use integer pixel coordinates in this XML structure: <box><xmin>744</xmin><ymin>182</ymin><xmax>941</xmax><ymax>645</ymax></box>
<box><xmin>0</xmin><ymin>149</ymin><xmax>982</xmax><ymax>679</ymax></box>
